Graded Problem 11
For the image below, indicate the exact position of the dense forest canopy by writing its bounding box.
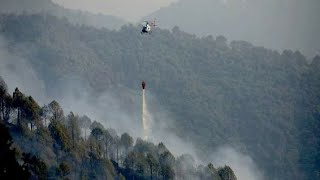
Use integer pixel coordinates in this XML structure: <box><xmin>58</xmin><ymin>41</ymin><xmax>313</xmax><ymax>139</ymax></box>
<box><xmin>0</xmin><ymin>13</ymin><xmax>319</xmax><ymax>180</ymax></box>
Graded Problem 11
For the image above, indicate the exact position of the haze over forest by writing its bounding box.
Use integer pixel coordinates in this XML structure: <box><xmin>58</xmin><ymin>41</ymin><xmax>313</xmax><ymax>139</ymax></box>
<box><xmin>2</xmin><ymin>0</ymin><xmax>319</xmax><ymax>56</ymax></box>
<box><xmin>0</xmin><ymin>0</ymin><xmax>319</xmax><ymax>180</ymax></box>
<box><xmin>52</xmin><ymin>0</ymin><xmax>320</xmax><ymax>57</ymax></box>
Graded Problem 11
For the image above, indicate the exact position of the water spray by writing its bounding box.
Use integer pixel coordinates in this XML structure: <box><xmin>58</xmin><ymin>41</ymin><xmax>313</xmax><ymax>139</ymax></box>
<box><xmin>142</xmin><ymin>81</ymin><xmax>150</xmax><ymax>140</ymax></box>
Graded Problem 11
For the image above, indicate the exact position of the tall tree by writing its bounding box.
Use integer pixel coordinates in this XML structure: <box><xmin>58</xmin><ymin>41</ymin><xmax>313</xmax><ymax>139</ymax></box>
<box><xmin>67</xmin><ymin>112</ymin><xmax>81</xmax><ymax>148</ymax></box>
<box><xmin>48</xmin><ymin>100</ymin><xmax>64</xmax><ymax>121</ymax></box>
<box><xmin>103</xmin><ymin>129</ymin><xmax>113</xmax><ymax>159</ymax></box>
<box><xmin>120</xmin><ymin>133</ymin><xmax>133</xmax><ymax>156</ymax></box>
<box><xmin>79</xmin><ymin>115</ymin><xmax>92</xmax><ymax>139</ymax></box>
<box><xmin>113</xmin><ymin>135</ymin><xmax>120</xmax><ymax>163</ymax></box>
<box><xmin>3</xmin><ymin>94</ymin><xmax>12</xmax><ymax>122</ymax></box>
<box><xmin>160</xmin><ymin>164</ymin><xmax>175</xmax><ymax>180</ymax></box>
<box><xmin>12</xmin><ymin>88</ymin><xmax>24</xmax><ymax>126</ymax></box>
<box><xmin>124</xmin><ymin>151</ymin><xmax>138</xmax><ymax>170</ymax></box>
<box><xmin>40</xmin><ymin>105</ymin><xmax>50</xmax><ymax>127</ymax></box>
<box><xmin>159</xmin><ymin>151</ymin><xmax>175</xmax><ymax>179</ymax></box>
<box><xmin>23</xmin><ymin>96</ymin><xmax>41</xmax><ymax>131</ymax></box>
<box><xmin>0</xmin><ymin>76</ymin><xmax>8</xmax><ymax>121</ymax></box>
<box><xmin>48</xmin><ymin>119</ymin><xmax>71</xmax><ymax>151</ymax></box>
<box><xmin>90</xmin><ymin>127</ymin><xmax>105</xmax><ymax>158</ymax></box>
<box><xmin>146</xmin><ymin>153</ymin><xmax>158</xmax><ymax>179</ymax></box>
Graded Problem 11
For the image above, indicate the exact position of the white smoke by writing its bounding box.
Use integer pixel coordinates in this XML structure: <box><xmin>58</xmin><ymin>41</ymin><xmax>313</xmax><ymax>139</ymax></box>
<box><xmin>0</xmin><ymin>35</ymin><xmax>47</xmax><ymax>104</ymax></box>
<box><xmin>55</xmin><ymin>86</ymin><xmax>143</xmax><ymax>138</ymax></box>
<box><xmin>142</xmin><ymin>90</ymin><xmax>264</xmax><ymax>180</ymax></box>
<box><xmin>210</xmin><ymin>146</ymin><xmax>264</xmax><ymax>180</ymax></box>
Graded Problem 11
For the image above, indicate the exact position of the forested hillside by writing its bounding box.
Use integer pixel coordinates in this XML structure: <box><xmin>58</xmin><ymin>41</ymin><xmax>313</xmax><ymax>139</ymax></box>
<box><xmin>0</xmin><ymin>14</ymin><xmax>319</xmax><ymax>179</ymax></box>
<box><xmin>0</xmin><ymin>0</ymin><xmax>126</xmax><ymax>29</ymax></box>
<box><xmin>0</xmin><ymin>77</ymin><xmax>236</xmax><ymax>180</ymax></box>
<box><xmin>144</xmin><ymin>0</ymin><xmax>320</xmax><ymax>57</ymax></box>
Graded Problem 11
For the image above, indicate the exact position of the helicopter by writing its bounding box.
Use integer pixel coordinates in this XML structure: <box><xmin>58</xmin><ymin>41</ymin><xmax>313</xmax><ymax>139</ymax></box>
<box><xmin>141</xmin><ymin>20</ymin><xmax>157</xmax><ymax>34</ymax></box>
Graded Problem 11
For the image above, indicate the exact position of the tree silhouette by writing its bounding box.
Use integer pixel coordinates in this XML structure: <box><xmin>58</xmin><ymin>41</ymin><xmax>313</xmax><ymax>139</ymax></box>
<box><xmin>0</xmin><ymin>122</ymin><xmax>30</xmax><ymax>179</ymax></box>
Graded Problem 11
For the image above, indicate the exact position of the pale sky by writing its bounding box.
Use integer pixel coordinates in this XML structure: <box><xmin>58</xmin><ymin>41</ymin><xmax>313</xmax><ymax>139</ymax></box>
<box><xmin>52</xmin><ymin>0</ymin><xmax>179</xmax><ymax>22</ymax></box>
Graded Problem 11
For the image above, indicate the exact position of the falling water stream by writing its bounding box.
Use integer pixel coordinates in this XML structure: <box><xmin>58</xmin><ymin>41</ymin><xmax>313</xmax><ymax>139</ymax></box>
<box><xmin>142</xmin><ymin>89</ymin><xmax>150</xmax><ymax>140</ymax></box>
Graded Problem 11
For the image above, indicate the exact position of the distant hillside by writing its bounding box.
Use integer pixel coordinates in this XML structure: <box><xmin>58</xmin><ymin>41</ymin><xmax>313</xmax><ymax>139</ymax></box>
<box><xmin>144</xmin><ymin>0</ymin><xmax>320</xmax><ymax>57</ymax></box>
<box><xmin>0</xmin><ymin>14</ymin><xmax>319</xmax><ymax>180</ymax></box>
<box><xmin>0</xmin><ymin>0</ymin><xmax>126</xmax><ymax>29</ymax></box>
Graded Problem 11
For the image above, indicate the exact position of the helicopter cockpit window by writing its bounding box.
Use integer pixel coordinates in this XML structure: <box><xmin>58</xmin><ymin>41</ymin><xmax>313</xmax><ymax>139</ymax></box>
<box><xmin>146</xmin><ymin>25</ymin><xmax>151</xmax><ymax>31</ymax></box>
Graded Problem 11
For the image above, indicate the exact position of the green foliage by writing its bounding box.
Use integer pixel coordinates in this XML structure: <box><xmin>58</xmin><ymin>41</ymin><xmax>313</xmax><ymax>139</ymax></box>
<box><xmin>67</xmin><ymin>112</ymin><xmax>81</xmax><ymax>148</ymax></box>
<box><xmin>121</xmin><ymin>133</ymin><xmax>133</xmax><ymax>153</ymax></box>
<box><xmin>35</xmin><ymin>127</ymin><xmax>53</xmax><ymax>145</ymax></box>
<box><xmin>91</xmin><ymin>127</ymin><xmax>104</xmax><ymax>140</ymax></box>
<box><xmin>12</xmin><ymin>87</ymin><xmax>25</xmax><ymax>126</ymax></box>
<box><xmin>146</xmin><ymin>153</ymin><xmax>159</xmax><ymax>178</ymax></box>
<box><xmin>104</xmin><ymin>158</ymin><xmax>116</xmax><ymax>177</ymax></box>
<box><xmin>90</xmin><ymin>120</ymin><xmax>104</xmax><ymax>130</ymax></box>
<box><xmin>161</xmin><ymin>164</ymin><xmax>175</xmax><ymax>180</ymax></box>
<box><xmin>207</xmin><ymin>163</ymin><xmax>222</xmax><ymax>180</ymax></box>
<box><xmin>48</xmin><ymin>100</ymin><xmax>64</xmax><ymax>121</ymax></box>
<box><xmin>218</xmin><ymin>166</ymin><xmax>237</xmax><ymax>180</ymax></box>
<box><xmin>297</xmin><ymin>55</ymin><xmax>320</xmax><ymax>180</ymax></box>
<box><xmin>57</xmin><ymin>162</ymin><xmax>70</xmax><ymax>179</ymax></box>
<box><xmin>49</xmin><ymin>119</ymin><xmax>71</xmax><ymax>151</ymax></box>
<box><xmin>159</xmin><ymin>151</ymin><xmax>175</xmax><ymax>167</ymax></box>
<box><xmin>124</xmin><ymin>151</ymin><xmax>137</xmax><ymax>170</ymax></box>
<box><xmin>23</xmin><ymin>96</ymin><xmax>41</xmax><ymax>130</ymax></box>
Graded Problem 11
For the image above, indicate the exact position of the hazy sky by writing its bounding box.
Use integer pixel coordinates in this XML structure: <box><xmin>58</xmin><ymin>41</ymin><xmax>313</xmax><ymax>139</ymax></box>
<box><xmin>52</xmin><ymin>0</ymin><xmax>178</xmax><ymax>21</ymax></box>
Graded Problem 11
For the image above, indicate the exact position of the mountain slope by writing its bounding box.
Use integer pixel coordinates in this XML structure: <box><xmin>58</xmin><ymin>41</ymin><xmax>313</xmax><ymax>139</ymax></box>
<box><xmin>144</xmin><ymin>0</ymin><xmax>320</xmax><ymax>57</ymax></box>
<box><xmin>0</xmin><ymin>81</ymin><xmax>237</xmax><ymax>180</ymax></box>
<box><xmin>0</xmin><ymin>0</ymin><xmax>126</xmax><ymax>29</ymax></box>
<box><xmin>0</xmin><ymin>14</ymin><xmax>319</xmax><ymax>179</ymax></box>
